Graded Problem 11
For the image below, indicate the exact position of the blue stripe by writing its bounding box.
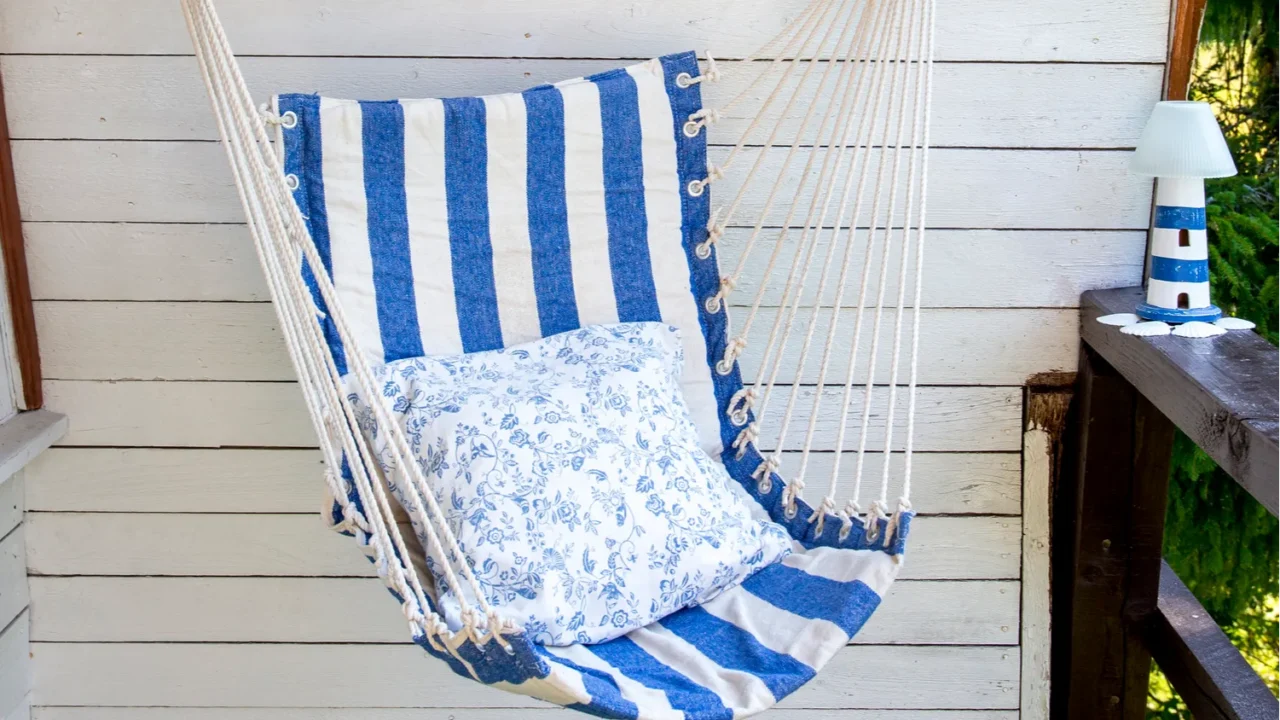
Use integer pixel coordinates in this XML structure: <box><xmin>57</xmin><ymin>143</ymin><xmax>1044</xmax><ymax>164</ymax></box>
<box><xmin>1150</xmin><ymin>256</ymin><xmax>1209</xmax><ymax>283</ymax></box>
<box><xmin>443</xmin><ymin>97</ymin><xmax>505</xmax><ymax>352</ymax></box>
<box><xmin>536</xmin><ymin>650</ymin><xmax>641</xmax><ymax>720</ymax></box>
<box><xmin>359</xmin><ymin>101</ymin><xmax>425</xmax><ymax>361</ymax></box>
<box><xmin>741</xmin><ymin>563</ymin><xmax>882</xmax><ymax>636</ymax></box>
<box><xmin>660</xmin><ymin>604</ymin><xmax>815</xmax><ymax>700</ymax></box>
<box><xmin>522</xmin><ymin>85</ymin><xmax>581</xmax><ymax>337</ymax></box>
<box><xmin>277</xmin><ymin>94</ymin><xmax>346</xmax><ymax>376</ymax></box>
<box><xmin>1154</xmin><ymin>205</ymin><xmax>1207</xmax><ymax>230</ymax></box>
<box><xmin>593</xmin><ymin>70</ymin><xmax>662</xmax><ymax>323</ymax></box>
<box><xmin>588</xmin><ymin>635</ymin><xmax>732</xmax><ymax>719</ymax></box>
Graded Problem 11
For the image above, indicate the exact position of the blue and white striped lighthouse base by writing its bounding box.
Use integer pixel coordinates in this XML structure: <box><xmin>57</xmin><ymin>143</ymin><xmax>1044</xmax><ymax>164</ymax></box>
<box><xmin>1135</xmin><ymin>302</ymin><xmax>1223</xmax><ymax>324</ymax></box>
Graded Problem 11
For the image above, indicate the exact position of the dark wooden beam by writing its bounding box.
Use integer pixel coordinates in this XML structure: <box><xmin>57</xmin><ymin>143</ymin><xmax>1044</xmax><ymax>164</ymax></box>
<box><xmin>0</xmin><ymin>65</ymin><xmax>42</xmax><ymax>408</ymax></box>
<box><xmin>1081</xmin><ymin>287</ymin><xmax>1279</xmax><ymax>516</ymax></box>
<box><xmin>1166</xmin><ymin>0</ymin><xmax>1208</xmax><ymax>101</ymax></box>
<box><xmin>1055</xmin><ymin>346</ymin><xmax>1176</xmax><ymax>719</ymax></box>
<box><xmin>1146</xmin><ymin>562</ymin><xmax>1278</xmax><ymax>720</ymax></box>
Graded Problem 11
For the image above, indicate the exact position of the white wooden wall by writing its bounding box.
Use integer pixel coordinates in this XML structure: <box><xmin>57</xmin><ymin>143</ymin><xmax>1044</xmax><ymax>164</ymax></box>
<box><xmin>2</xmin><ymin>0</ymin><xmax>1168</xmax><ymax>717</ymax></box>
<box><xmin>0</xmin><ymin>474</ymin><xmax>29</xmax><ymax>720</ymax></box>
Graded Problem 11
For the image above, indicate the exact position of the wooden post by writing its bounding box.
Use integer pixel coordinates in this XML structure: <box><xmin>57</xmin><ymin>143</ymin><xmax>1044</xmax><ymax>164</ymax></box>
<box><xmin>1053</xmin><ymin>346</ymin><xmax>1176</xmax><ymax>719</ymax></box>
<box><xmin>0</xmin><ymin>66</ymin><xmax>42</xmax><ymax>409</ymax></box>
<box><xmin>1165</xmin><ymin>0</ymin><xmax>1208</xmax><ymax>101</ymax></box>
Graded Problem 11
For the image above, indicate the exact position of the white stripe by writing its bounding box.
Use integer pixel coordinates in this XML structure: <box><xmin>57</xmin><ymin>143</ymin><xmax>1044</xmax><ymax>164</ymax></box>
<box><xmin>400</xmin><ymin>98</ymin><xmax>463</xmax><ymax>355</ymax></box>
<box><xmin>546</xmin><ymin>644</ymin><xmax>684</xmax><ymax>719</ymax></box>
<box><xmin>483</xmin><ymin>93</ymin><xmax>542</xmax><ymax>347</ymax></box>
<box><xmin>627</xmin><ymin>623</ymin><xmax>776</xmax><ymax>718</ymax></box>
<box><xmin>320</xmin><ymin>97</ymin><xmax>384</xmax><ymax>364</ymax></box>
<box><xmin>496</xmin><ymin>657</ymin><xmax>594</xmax><ymax>708</ymax></box>
<box><xmin>698</xmin><ymin>584</ymin><xmax>844</xmax><ymax>670</ymax></box>
<box><xmin>781</xmin><ymin>545</ymin><xmax>900</xmax><ymax>597</ymax></box>
<box><xmin>628</xmin><ymin>60</ymin><xmax>723</xmax><ymax>457</ymax></box>
<box><xmin>559</xmin><ymin>79</ymin><xmax>619</xmax><ymax>328</ymax></box>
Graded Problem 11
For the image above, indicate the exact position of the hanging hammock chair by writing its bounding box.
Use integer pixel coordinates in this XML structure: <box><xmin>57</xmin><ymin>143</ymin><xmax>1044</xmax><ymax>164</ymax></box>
<box><xmin>182</xmin><ymin>0</ymin><xmax>936</xmax><ymax>715</ymax></box>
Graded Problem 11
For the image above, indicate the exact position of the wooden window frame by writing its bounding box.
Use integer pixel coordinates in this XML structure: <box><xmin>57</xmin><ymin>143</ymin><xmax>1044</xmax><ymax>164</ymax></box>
<box><xmin>0</xmin><ymin>66</ymin><xmax>43</xmax><ymax>410</ymax></box>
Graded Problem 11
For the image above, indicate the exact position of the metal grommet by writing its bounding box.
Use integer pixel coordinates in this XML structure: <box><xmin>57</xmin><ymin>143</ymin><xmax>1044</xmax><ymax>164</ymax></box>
<box><xmin>704</xmin><ymin>296</ymin><xmax>721</xmax><ymax>314</ymax></box>
<box><xmin>285</xmin><ymin>174</ymin><xmax>300</xmax><ymax>191</ymax></box>
<box><xmin>865</xmin><ymin>522</ymin><xmax>881</xmax><ymax>543</ymax></box>
<box><xmin>683</xmin><ymin>120</ymin><xmax>702</xmax><ymax>138</ymax></box>
<box><xmin>838</xmin><ymin>524</ymin><xmax>853</xmax><ymax>542</ymax></box>
<box><xmin>280</xmin><ymin>111</ymin><xmax>298</xmax><ymax>129</ymax></box>
<box><xmin>687</xmin><ymin>179</ymin><xmax>706</xmax><ymax>197</ymax></box>
<box><xmin>676</xmin><ymin>72</ymin><xmax>694</xmax><ymax>89</ymax></box>
<box><xmin>695</xmin><ymin>242</ymin><xmax>712</xmax><ymax>259</ymax></box>
<box><xmin>757</xmin><ymin>478</ymin><xmax>772</xmax><ymax>494</ymax></box>
<box><xmin>784</xmin><ymin>502</ymin><xmax>798</xmax><ymax>520</ymax></box>
<box><xmin>716</xmin><ymin>358</ymin><xmax>734</xmax><ymax>376</ymax></box>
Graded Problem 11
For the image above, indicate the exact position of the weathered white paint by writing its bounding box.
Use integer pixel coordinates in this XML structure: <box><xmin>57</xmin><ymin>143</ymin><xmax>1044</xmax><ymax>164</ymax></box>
<box><xmin>25</xmin><ymin>223</ymin><xmax>1146</xmax><ymax>307</ymax></box>
<box><xmin>35</xmin><ymin>301</ymin><xmax>1077</xmax><ymax>385</ymax></box>
<box><xmin>31</xmin><ymin>642</ymin><xmax>1020</xmax><ymax>709</ymax></box>
<box><xmin>1</xmin><ymin>56</ymin><xmax>1163</xmax><ymax>147</ymax></box>
<box><xmin>13</xmin><ymin>143</ymin><xmax>1155</xmax><ymax>228</ymax></box>
<box><xmin>42</xmin><ymin>381</ymin><xmax>1022</xmax><ymax>451</ymax></box>
<box><xmin>0</xmin><ymin>474</ymin><xmax>28</xmax><ymax>720</ymax></box>
<box><xmin>30</xmin><ymin>577</ymin><xmax>1018</xmax><ymax>645</ymax></box>
<box><xmin>0</xmin><ymin>612</ymin><xmax>29</xmax><ymax>720</ymax></box>
<box><xmin>6</xmin><ymin>0</ymin><xmax>1167</xmax><ymax>713</ymax></box>
<box><xmin>0</xmin><ymin>527</ymin><xmax>27</xmax><ymax>634</ymax></box>
<box><xmin>25</xmin><ymin>447</ymin><xmax>1020</xmax><ymax>515</ymax></box>
<box><xmin>24</xmin><ymin>512</ymin><xmax>1019</xmax><ymax>581</ymax></box>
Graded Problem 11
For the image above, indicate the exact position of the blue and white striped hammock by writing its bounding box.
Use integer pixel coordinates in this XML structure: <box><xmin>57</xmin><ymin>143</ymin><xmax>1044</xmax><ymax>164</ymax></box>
<box><xmin>183</xmin><ymin>0</ymin><xmax>937</xmax><ymax>716</ymax></box>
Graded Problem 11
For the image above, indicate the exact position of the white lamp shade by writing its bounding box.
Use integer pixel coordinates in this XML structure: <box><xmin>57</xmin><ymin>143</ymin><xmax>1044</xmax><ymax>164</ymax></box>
<box><xmin>1131</xmin><ymin>101</ymin><xmax>1238</xmax><ymax>178</ymax></box>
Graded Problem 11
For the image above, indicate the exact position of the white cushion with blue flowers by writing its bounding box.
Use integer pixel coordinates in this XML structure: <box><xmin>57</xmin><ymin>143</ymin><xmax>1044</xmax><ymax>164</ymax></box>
<box><xmin>348</xmin><ymin>322</ymin><xmax>792</xmax><ymax>646</ymax></box>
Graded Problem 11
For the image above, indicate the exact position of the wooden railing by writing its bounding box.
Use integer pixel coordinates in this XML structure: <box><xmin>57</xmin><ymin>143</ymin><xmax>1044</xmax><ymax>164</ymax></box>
<box><xmin>1053</xmin><ymin>286</ymin><xmax>1279</xmax><ymax>720</ymax></box>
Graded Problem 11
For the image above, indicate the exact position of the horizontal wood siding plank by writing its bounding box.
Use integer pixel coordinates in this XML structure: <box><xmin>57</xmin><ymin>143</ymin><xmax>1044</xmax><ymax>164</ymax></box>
<box><xmin>28</xmin><ymin>576</ymin><xmax>1018</xmax><ymax>645</ymax></box>
<box><xmin>25</xmin><ymin>223</ymin><xmax>1146</xmax><ymax>307</ymax></box>
<box><xmin>30</xmin><ymin>642</ymin><xmax>1020</xmax><ymax>709</ymax></box>
<box><xmin>0</xmin><ymin>0</ymin><xmax>1168</xmax><ymax>61</ymax></box>
<box><xmin>12</xmin><ymin>143</ymin><xmax>1154</xmax><ymax>229</ymax></box>
<box><xmin>36</xmin><ymin>302</ymin><xmax>1077</xmax><ymax>386</ymax></box>
<box><xmin>24</xmin><ymin>448</ymin><xmax>1020</xmax><ymax>515</ymax></box>
<box><xmin>0</xmin><ymin>612</ymin><xmax>30</xmax><ymax>718</ymax></box>
<box><xmin>1</xmin><ymin>56</ymin><xmax>1163</xmax><ymax>148</ymax></box>
<box><xmin>31</xmin><ymin>709</ymin><xmax>1021</xmax><ymax>720</ymax></box>
<box><xmin>42</xmin><ymin>381</ymin><xmax>1022</xmax><ymax>451</ymax></box>
<box><xmin>24</xmin><ymin>513</ymin><xmax>1019</xmax><ymax>581</ymax></box>
<box><xmin>0</xmin><ymin>527</ymin><xmax>27</xmax><ymax>633</ymax></box>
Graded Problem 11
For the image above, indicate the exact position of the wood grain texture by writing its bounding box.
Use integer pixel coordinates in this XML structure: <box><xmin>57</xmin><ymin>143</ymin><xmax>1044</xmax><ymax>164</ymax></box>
<box><xmin>25</xmin><ymin>223</ymin><xmax>1146</xmax><ymax>307</ymax></box>
<box><xmin>1081</xmin><ymin>287</ymin><xmax>1280</xmax><ymax>515</ymax></box>
<box><xmin>35</xmin><ymin>301</ymin><xmax>1078</xmax><ymax>386</ymax></box>
<box><xmin>0</xmin><ymin>0</ymin><xmax>1169</xmax><ymax>61</ymax></box>
<box><xmin>30</xmin><ymin>642</ymin><xmax>1020</xmax><ymax>709</ymax></box>
<box><xmin>31</xmin><ymin>709</ymin><xmax>1021</xmax><ymax>720</ymax></box>
<box><xmin>29</xmin><ymin>576</ymin><xmax>1018</xmax><ymax>645</ymax></box>
<box><xmin>42</xmin><ymin>380</ymin><xmax>1021</xmax><ymax>451</ymax></box>
<box><xmin>0</xmin><ymin>526</ymin><xmax>27</xmax><ymax>632</ymax></box>
<box><xmin>23</xmin><ymin>512</ymin><xmax>1019</xmax><ymax>581</ymax></box>
<box><xmin>0</xmin><ymin>66</ymin><xmax>41</xmax><ymax>409</ymax></box>
<box><xmin>24</xmin><ymin>447</ymin><xmax>1020</xmax><ymax>515</ymax></box>
<box><xmin>12</xmin><ymin>143</ymin><xmax>1155</xmax><ymax>229</ymax></box>
<box><xmin>0</xmin><ymin>56</ymin><xmax>1163</xmax><ymax>148</ymax></box>
<box><xmin>0</xmin><ymin>611</ymin><xmax>29</xmax><ymax>719</ymax></box>
<box><xmin>1164</xmin><ymin>0</ymin><xmax>1208</xmax><ymax>101</ymax></box>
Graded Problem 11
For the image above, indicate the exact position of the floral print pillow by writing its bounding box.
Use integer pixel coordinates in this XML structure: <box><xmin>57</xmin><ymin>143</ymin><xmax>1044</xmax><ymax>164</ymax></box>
<box><xmin>347</xmin><ymin>322</ymin><xmax>792</xmax><ymax>646</ymax></box>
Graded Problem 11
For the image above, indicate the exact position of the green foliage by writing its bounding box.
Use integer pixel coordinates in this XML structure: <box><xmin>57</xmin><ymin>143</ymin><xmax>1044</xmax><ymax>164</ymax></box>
<box><xmin>1146</xmin><ymin>1</ymin><xmax>1279</xmax><ymax>716</ymax></box>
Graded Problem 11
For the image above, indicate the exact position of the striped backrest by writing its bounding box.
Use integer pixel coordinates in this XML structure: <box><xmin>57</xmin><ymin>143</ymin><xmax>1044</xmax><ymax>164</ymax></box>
<box><xmin>276</xmin><ymin>52</ymin><xmax>732</xmax><ymax>457</ymax></box>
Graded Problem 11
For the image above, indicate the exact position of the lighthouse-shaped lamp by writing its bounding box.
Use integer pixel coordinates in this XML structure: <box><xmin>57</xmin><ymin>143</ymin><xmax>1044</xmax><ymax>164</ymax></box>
<box><xmin>1130</xmin><ymin>101</ymin><xmax>1237</xmax><ymax>323</ymax></box>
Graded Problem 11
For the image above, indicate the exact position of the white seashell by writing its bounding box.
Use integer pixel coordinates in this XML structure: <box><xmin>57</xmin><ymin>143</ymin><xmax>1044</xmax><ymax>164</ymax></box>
<box><xmin>1097</xmin><ymin>313</ymin><xmax>1141</xmax><ymax>326</ymax></box>
<box><xmin>1120</xmin><ymin>321</ymin><xmax>1172</xmax><ymax>337</ymax></box>
<box><xmin>1173</xmin><ymin>321</ymin><xmax>1228</xmax><ymax>338</ymax></box>
<box><xmin>1214</xmin><ymin>316</ymin><xmax>1256</xmax><ymax>330</ymax></box>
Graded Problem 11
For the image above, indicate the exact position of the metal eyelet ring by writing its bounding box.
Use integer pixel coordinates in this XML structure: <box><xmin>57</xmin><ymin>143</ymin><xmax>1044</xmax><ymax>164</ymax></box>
<box><xmin>716</xmin><ymin>358</ymin><xmax>734</xmax><ymax>376</ymax></box>
<box><xmin>865</xmin><ymin>522</ymin><xmax>881</xmax><ymax>543</ymax></box>
<box><xmin>838</xmin><ymin>524</ymin><xmax>853</xmax><ymax>542</ymax></box>
<box><xmin>729</xmin><ymin>409</ymin><xmax>748</xmax><ymax>426</ymax></box>
<box><xmin>704</xmin><ymin>296</ymin><xmax>721</xmax><ymax>314</ymax></box>
<box><xmin>285</xmin><ymin>174</ymin><xmax>300</xmax><ymax>191</ymax></box>
<box><xmin>676</xmin><ymin>72</ymin><xmax>694</xmax><ymax>89</ymax></box>
<box><xmin>687</xmin><ymin>179</ymin><xmax>706</xmax><ymax>197</ymax></box>
<box><xmin>784</xmin><ymin>502</ymin><xmax>799</xmax><ymax>520</ymax></box>
<box><xmin>280</xmin><ymin>111</ymin><xmax>299</xmax><ymax>129</ymax></box>
<box><xmin>695</xmin><ymin>242</ymin><xmax>712</xmax><ymax>259</ymax></box>
<box><xmin>757</xmin><ymin>478</ymin><xmax>772</xmax><ymax>494</ymax></box>
<box><xmin>683</xmin><ymin>120</ymin><xmax>702</xmax><ymax>138</ymax></box>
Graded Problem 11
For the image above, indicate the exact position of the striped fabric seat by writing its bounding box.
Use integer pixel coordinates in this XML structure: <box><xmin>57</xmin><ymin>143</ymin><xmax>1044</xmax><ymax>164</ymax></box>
<box><xmin>277</xmin><ymin>51</ymin><xmax>910</xmax><ymax>720</ymax></box>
